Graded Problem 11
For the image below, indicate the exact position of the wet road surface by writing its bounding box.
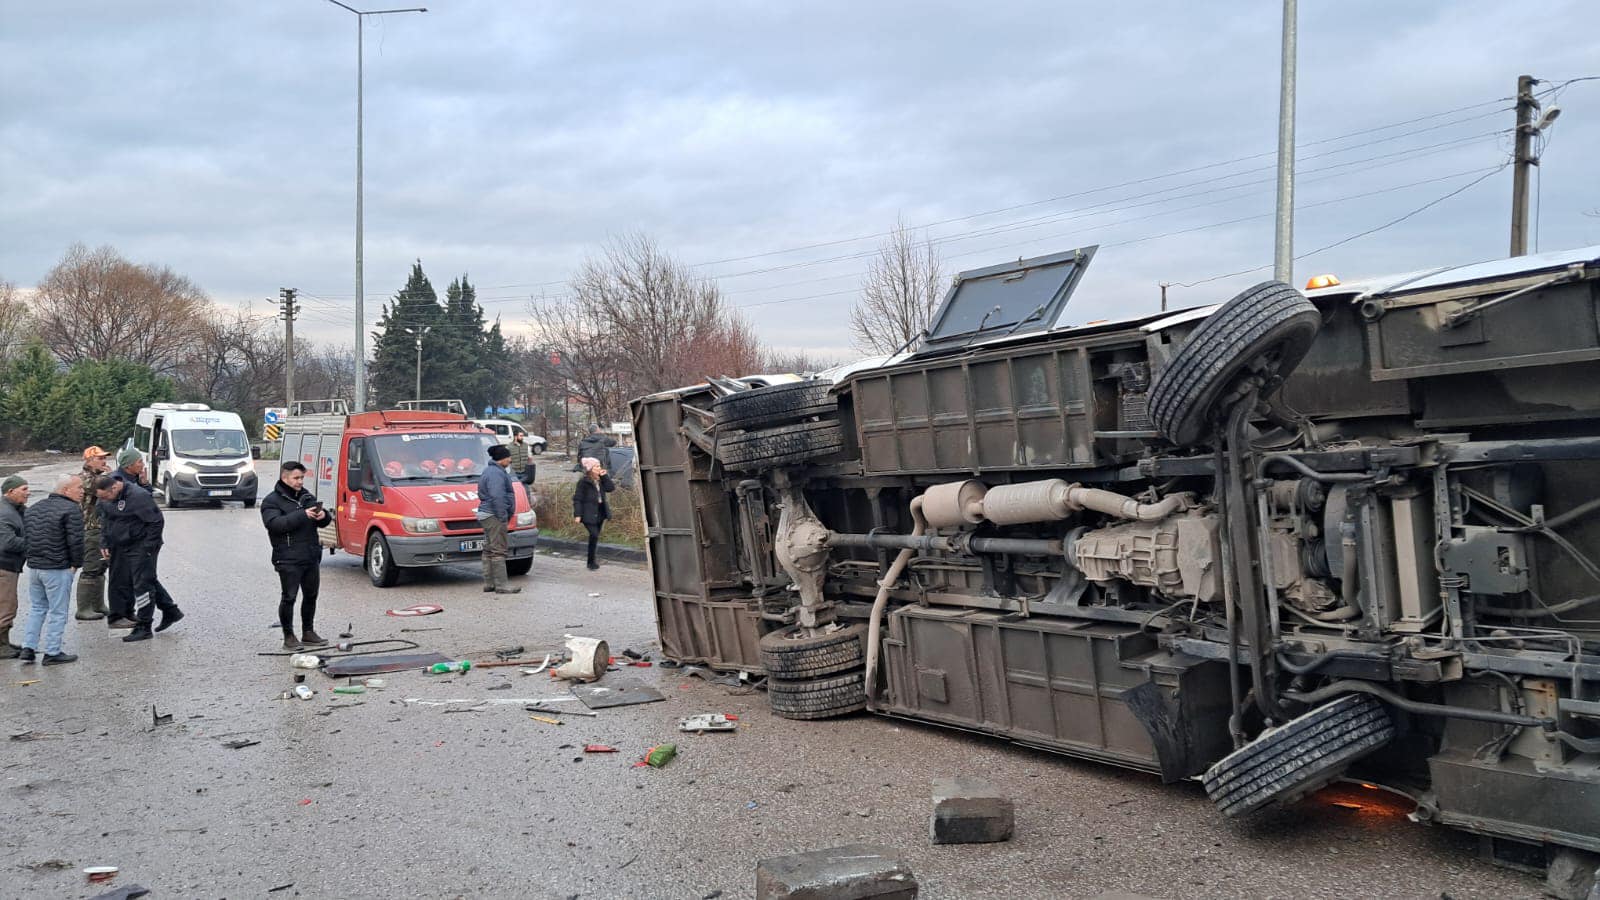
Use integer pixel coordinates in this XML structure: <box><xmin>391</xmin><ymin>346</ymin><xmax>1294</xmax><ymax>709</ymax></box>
<box><xmin>1</xmin><ymin>461</ymin><xmax>1545</xmax><ymax>899</ymax></box>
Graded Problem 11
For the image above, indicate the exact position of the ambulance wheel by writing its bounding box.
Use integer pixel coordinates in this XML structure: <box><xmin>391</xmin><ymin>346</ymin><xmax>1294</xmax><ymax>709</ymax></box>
<box><xmin>366</xmin><ymin>531</ymin><xmax>401</xmax><ymax>588</ymax></box>
<box><xmin>506</xmin><ymin>557</ymin><xmax>533</xmax><ymax>577</ymax></box>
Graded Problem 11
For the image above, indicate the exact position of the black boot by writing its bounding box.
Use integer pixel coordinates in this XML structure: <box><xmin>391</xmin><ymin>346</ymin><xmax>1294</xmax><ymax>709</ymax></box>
<box><xmin>122</xmin><ymin>626</ymin><xmax>153</xmax><ymax>643</ymax></box>
<box><xmin>155</xmin><ymin>608</ymin><xmax>185</xmax><ymax>632</ymax></box>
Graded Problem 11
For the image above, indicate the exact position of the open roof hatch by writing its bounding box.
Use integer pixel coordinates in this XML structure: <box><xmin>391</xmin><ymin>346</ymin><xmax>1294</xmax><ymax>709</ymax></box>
<box><xmin>910</xmin><ymin>245</ymin><xmax>1096</xmax><ymax>359</ymax></box>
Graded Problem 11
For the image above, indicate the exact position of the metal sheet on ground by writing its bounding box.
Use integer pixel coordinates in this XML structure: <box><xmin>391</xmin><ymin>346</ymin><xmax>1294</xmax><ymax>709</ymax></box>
<box><xmin>325</xmin><ymin>652</ymin><xmax>451</xmax><ymax>677</ymax></box>
<box><xmin>571</xmin><ymin>678</ymin><xmax>666</xmax><ymax>709</ymax></box>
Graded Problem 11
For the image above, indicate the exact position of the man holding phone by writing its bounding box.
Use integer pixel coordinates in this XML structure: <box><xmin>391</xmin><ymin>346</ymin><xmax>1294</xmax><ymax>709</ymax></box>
<box><xmin>260</xmin><ymin>461</ymin><xmax>328</xmax><ymax>650</ymax></box>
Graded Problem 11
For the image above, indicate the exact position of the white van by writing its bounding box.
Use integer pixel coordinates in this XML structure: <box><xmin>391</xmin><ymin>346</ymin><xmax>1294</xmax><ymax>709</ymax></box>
<box><xmin>124</xmin><ymin>403</ymin><xmax>258</xmax><ymax>508</ymax></box>
<box><xmin>471</xmin><ymin>418</ymin><xmax>546</xmax><ymax>453</ymax></box>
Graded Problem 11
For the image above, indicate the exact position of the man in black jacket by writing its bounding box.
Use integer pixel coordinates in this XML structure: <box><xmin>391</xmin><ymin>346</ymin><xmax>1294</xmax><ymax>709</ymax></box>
<box><xmin>1</xmin><ymin>475</ymin><xmax>30</xmax><ymax>659</ymax></box>
<box><xmin>573</xmin><ymin>425</ymin><xmax>616</xmax><ymax>472</ymax></box>
<box><xmin>260</xmin><ymin>461</ymin><xmax>328</xmax><ymax>650</ymax></box>
<box><xmin>95</xmin><ymin>475</ymin><xmax>182</xmax><ymax>643</ymax></box>
<box><xmin>17</xmin><ymin>475</ymin><xmax>85</xmax><ymax>664</ymax></box>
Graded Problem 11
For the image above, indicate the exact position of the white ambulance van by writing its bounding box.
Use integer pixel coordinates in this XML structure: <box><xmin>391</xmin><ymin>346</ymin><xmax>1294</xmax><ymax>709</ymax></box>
<box><xmin>124</xmin><ymin>403</ymin><xmax>258</xmax><ymax>508</ymax></box>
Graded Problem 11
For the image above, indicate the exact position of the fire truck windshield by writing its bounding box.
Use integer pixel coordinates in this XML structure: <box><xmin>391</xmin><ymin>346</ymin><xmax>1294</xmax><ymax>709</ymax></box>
<box><xmin>369</xmin><ymin>432</ymin><xmax>500</xmax><ymax>484</ymax></box>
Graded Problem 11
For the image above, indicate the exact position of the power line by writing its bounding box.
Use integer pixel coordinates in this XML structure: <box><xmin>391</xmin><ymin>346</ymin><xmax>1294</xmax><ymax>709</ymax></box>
<box><xmin>296</xmin><ymin>96</ymin><xmax>1518</xmax><ymax>301</ymax></box>
<box><xmin>1171</xmin><ymin>164</ymin><xmax>1508</xmax><ymax>288</ymax></box>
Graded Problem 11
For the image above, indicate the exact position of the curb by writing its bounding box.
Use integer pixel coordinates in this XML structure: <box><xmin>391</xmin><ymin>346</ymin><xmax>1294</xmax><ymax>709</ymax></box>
<box><xmin>536</xmin><ymin>535</ymin><xmax>647</xmax><ymax>564</ymax></box>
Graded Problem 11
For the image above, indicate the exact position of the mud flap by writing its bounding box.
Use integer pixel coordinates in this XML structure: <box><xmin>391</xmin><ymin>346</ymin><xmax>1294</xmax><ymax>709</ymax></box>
<box><xmin>1124</xmin><ymin>679</ymin><xmax>1209</xmax><ymax>783</ymax></box>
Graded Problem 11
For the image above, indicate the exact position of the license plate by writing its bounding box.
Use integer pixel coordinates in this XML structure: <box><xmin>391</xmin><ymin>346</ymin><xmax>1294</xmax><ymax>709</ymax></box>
<box><xmin>208</xmin><ymin>490</ymin><xmax>230</xmax><ymax>497</ymax></box>
<box><xmin>459</xmin><ymin>540</ymin><xmax>484</xmax><ymax>552</ymax></box>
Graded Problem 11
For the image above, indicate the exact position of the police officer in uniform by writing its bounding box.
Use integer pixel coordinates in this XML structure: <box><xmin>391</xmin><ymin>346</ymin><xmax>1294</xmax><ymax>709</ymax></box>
<box><xmin>95</xmin><ymin>474</ymin><xmax>183</xmax><ymax>642</ymax></box>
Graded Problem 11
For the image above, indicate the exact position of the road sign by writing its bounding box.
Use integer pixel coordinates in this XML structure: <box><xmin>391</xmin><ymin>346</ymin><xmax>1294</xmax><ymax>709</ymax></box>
<box><xmin>264</xmin><ymin>424</ymin><xmax>283</xmax><ymax>441</ymax></box>
<box><xmin>264</xmin><ymin>407</ymin><xmax>287</xmax><ymax>425</ymax></box>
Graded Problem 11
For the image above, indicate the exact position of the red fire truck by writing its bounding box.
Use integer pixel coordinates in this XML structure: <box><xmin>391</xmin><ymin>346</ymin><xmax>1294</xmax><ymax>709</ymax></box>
<box><xmin>279</xmin><ymin>400</ymin><xmax>538</xmax><ymax>586</ymax></box>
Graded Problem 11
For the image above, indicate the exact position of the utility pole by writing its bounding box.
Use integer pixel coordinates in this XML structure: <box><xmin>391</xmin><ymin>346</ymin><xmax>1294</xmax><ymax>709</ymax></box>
<box><xmin>279</xmin><ymin>288</ymin><xmax>300</xmax><ymax>410</ymax></box>
<box><xmin>1159</xmin><ymin>283</ymin><xmax>1170</xmax><ymax>312</ymax></box>
<box><xmin>1272</xmin><ymin>0</ymin><xmax>1298</xmax><ymax>284</ymax></box>
<box><xmin>1510</xmin><ymin>74</ymin><xmax>1539</xmax><ymax>257</ymax></box>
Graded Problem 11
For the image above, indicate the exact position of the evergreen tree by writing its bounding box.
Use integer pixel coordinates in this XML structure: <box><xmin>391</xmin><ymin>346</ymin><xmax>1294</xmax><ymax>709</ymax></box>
<box><xmin>368</xmin><ymin>262</ymin><xmax>444</xmax><ymax>408</ymax></box>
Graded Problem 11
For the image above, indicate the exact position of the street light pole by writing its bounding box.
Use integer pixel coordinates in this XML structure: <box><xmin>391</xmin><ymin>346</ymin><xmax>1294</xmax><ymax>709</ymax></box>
<box><xmin>402</xmin><ymin>324</ymin><xmax>430</xmax><ymax>401</ymax></box>
<box><xmin>323</xmin><ymin>1</ymin><xmax>427</xmax><ymax>412</ymax></box>
<box><xmin>1272</xmin><ymin>0</ymin><xmax>1297</xmax><ymax>285</ymax></box>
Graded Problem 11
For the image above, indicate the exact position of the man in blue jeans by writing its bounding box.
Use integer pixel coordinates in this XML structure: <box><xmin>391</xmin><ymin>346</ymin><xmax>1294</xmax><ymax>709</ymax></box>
<box><xmin>18</xmin><ymin>474</ymin><xmax>86</xmax><ymax>665</ymax></box>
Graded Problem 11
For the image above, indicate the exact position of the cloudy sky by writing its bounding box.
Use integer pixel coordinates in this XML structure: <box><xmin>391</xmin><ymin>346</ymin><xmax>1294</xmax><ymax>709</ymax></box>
<box><xmin>2</xmin><ymin>1</ymin><xmax>1597</xmax><ymax>360</ymax></box>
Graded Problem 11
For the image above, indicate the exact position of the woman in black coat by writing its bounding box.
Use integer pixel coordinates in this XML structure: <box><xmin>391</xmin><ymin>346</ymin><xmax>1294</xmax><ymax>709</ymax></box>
<box><xmin>572</xmin><ymin>456</ymin><xmax>616</xmax><ymax>570</ymax></box>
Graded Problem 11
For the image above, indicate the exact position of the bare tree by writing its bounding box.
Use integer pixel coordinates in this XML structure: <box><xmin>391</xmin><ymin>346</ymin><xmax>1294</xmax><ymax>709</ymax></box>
<box><xmin>849</xmin><ymin>217</ymin><xmax>945</xmax><ymax>355</ymax></box>
<box><xmin>0</xmin><ymin>279</ymin><xmax>32</xmax><ymax>366</ymax></box>
<box><xmin>572</xmin><ymin>233</ymin><xmax>733</xmax><ymax>394</ymax></box>
<box><xmin>528</xmin><ymin>292</ymin><xmax>628</xmax><ymax>425</ymax></box>
<box><xmin>32</xmin><ymin>244</ymin><xmax>209</xmax><ymax>374</ymax></box>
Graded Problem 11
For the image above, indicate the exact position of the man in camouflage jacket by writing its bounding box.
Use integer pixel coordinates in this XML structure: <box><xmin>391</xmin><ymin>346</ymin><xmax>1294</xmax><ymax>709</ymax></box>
<box><xmin>75</xmin><ymin>446</ymin><xmax>112</xmax><ymax>621</ymax></box>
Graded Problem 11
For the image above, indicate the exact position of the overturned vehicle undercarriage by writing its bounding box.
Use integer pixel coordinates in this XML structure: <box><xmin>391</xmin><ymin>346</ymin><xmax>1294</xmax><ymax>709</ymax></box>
<box><xmin>631</xmin><ymin>244</ymin><xmax>1600</xmax><ymax>865</ymax></box>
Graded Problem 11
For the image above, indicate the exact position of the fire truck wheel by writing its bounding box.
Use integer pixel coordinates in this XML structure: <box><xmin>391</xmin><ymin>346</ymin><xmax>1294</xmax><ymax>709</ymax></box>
<box><xmin>759</xmin><ymin>623</ymin><xmax>866</xmax><ymax>679</ymax></box>
<box><xmin>1201</xmin><ymin>692</ymin><xmax>1395</xmax><ymax>818</ymax></box>
<box><xmin>1147</xmin><ymin>281</ymin><xmax>1322</xmax><ymax>447</ymax></box>
<box><xmin>767</xmin><ymin>669</ymin><xmax>867</xmax><ymax>720</ymax></box>
<box><xmin>713</xmin><ymin>381</ymin><xmax>836</xmax><ymax>432</ymax></box>
<box><xmin>366</xmin><ymin>531</ymin><xmax>401</xmax><ymax>588</ymax></box>
<box><xmin>506</xmin><ymin>557</ymin><xmax>533</xmax><ymax>577</ymax></box>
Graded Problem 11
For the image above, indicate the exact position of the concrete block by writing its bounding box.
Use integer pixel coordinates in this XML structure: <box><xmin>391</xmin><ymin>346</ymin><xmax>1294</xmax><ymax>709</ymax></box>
<box><xmin>755</xmin><ymin>843</ymin><xmax>918</xmax><ymax>900</ymax></box>
<box><xmin>930</xmin><ymin>776</ymin><xmax>1014</xmax><ymax>844</ymax></box>
<box><xmin>1545</xmin><ymin>848</ymin><xmax>1600</xmax><ymax>900</ymax></box>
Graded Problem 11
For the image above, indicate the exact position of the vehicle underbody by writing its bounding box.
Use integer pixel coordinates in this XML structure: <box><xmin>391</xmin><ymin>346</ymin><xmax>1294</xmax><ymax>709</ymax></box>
<box><xmin>631</xmin><ymin>245</ymin><xmax>1600</xmax><ymax>879</ymax></box>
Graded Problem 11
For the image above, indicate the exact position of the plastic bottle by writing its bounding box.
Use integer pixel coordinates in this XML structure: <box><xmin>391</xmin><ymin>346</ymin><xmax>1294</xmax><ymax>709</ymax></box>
<box><xmin>293</xmin><ymin>684</ymin><xmax>314</xmax><ymax>700</ymax></box>
<box><xmin>427</xmin><ymin>660</ymin><xmax>472</xmax><ymax>675</ymax></box>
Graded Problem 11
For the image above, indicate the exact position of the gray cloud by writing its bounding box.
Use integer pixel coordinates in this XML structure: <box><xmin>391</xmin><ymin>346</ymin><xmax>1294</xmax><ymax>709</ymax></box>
<box><xmin>2</xmin><ymin>0</ymin><xmax>1596</xmax><ymax>358</ymax></box>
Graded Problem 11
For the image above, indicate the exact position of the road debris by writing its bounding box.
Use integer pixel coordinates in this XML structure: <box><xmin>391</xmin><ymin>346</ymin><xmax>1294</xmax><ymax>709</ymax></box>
<box><xmin>634</xmin><ymin>743</ymin><xmax>677</xmax><ymax>768</ymax></box>
<box><xmin>10</xmin><ymin>730</ymin><xmax>61</xmax><ymax>742</ymax></box>
<box><xmin>13</xmin><ymin>679</ymin><xmax>40</xmax><ymax>686</ymax></box>
<box><xmin>150</xmin><ymin>706</ymin><xmax>173</xmax><ymax>727</ymax></box>
<box><xmin>88</xmin><ymin>885</ymin><xmax>149</xmax><ymax>900</ymax></box>
<box><xmin>222</xmin><ymin>739</ymin><xmax>260</xmax><ymax>750</ymax></box>
<box><xmin>332</xmin><ymin>685</ymin><xmax>367</xmax><ymax>695</ymax></box>
<box><xmin>571</xmin><ymin>677</ymin><xmax>665</xmax><ymax>709</ymax></box>
<box><xmin>83</xmin><ymin>865</ymin><xmax>119</xmax><ymax>882</ymax></box>
<box><xmin>584</xmin><ymin>744</ymin><xmax>618</xmax><ymax>753</ymax></box>
<box><xmin>293</xmin><ymin>685</ymin><xmax>314</xmax><ymax>700</ymax></box>
<box><xmin>385</xmin><ymin>603</ymin><xmax>444</xmax><ymax>617</ymax></box>
<box><xmin>268</xmin><ymin>884</ymin><xmax>294</xmax><ymax>893</ymax></box>
<box><xmin>679</xmin><ymin>714</ymin><xmax>738</xmax><ymax>733</ymax></box>
<box><xmin>528</xmin><ymin>702</ymin><xmax>596</xmax><ymax>717</ymax></box>
<box><xmin>528</xmin><ymin>713</ymin><xmax>563</xmax><ymax>725</ymax></box>
<box><xmin>553</xmin><ymin>635</ymin><xmax>609</xmax><ymax>682</ymax></box>
<box><xmin>324</xmin><ymin>651</ymin><xmax>450</xmax><ymax>677</ymax></box>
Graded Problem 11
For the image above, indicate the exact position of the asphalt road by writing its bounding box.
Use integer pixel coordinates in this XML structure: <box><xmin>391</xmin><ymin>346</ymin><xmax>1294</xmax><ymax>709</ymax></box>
<box><xmin>1</xmin><ymin>461</ymin><xmax>1546</xmax><ymax>899</ymax></box>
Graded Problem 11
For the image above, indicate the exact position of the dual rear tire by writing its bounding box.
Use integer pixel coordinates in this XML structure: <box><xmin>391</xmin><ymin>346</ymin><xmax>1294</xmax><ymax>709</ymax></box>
<box><xmin>760</xmin><ymin>623</ymin><xmax>867</xmax><ymax>720</ymax></box>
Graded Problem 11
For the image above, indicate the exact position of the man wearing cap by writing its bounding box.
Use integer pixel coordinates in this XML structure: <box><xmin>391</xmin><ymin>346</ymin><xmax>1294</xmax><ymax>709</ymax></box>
<box><xmin>0</xmin><ymin>475</ymin><xmax>28</xmax><ymax>659</ymax></box>
<box><xmin>114</xmin><ymin>447</ymin><xmax>151</xmax><ymax>491</ymax></box>
<box><xmin>74</xmin><ymin>446</ymin><xmax>113</xmax><ymax>621</ymax></box>
<box><xmin>95</xmin><ymin>474</ymin><xmax>183</xmax><ymax>642</ymax></box>
<box><xmin>476</xmin><ymin>443</ymin><xmax>521</xmax><ymax>594</ymax></box>
<box><xmin>17</xmin><ymin>474</ymin><xmax>85</xmax><ymax>665</ymax></box>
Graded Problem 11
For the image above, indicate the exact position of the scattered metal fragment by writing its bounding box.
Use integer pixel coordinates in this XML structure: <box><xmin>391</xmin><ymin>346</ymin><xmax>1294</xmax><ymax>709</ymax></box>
<box><xmin>222</xmin><ymin>739</ymin><xmax>260</xmax><ymax>750</ymax></box>
<box><xmin>679</xmin><ymin>714</ymin><xmax>738</xmax><ymax>733</ymax></box>
<box><xmin>570</xmin><ymin>678</ymin><xmax>665</xmax><ymax>710</ymax></box>
<box><xmin>528</xmin><ymin>713</ymin><xmax>563</xmax><ymax>725</ymax></box>
<box><xmin>150</xmin><ymin>706</ymin><xmax>173</xmax><ymax>727</ymax></box>
<box><xmin>268</xmin><ymin>884</ymin><xmax>294</xmax><ymax>893</ymax></box>
<box><xmin>529</xmin><ymin>702</ymin><xmax>596</xmax><ymax>718</ymax></box>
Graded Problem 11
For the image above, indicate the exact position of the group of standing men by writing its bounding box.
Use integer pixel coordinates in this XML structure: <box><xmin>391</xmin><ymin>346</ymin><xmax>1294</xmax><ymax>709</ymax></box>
<box><xmin>0</xmin><ymin>446</ymin><xmax>185</xmax><ymax>663</ymax></box>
